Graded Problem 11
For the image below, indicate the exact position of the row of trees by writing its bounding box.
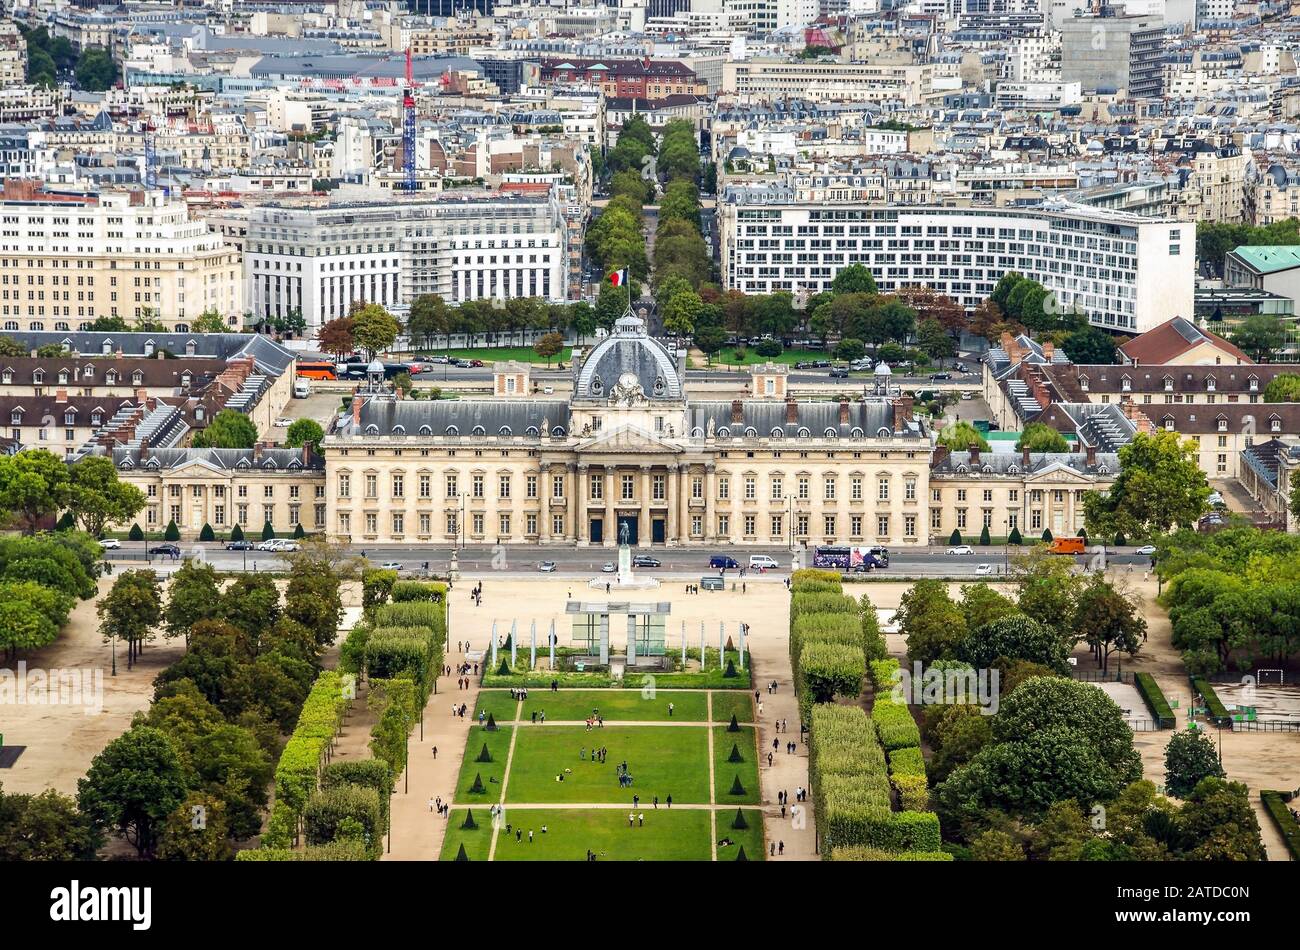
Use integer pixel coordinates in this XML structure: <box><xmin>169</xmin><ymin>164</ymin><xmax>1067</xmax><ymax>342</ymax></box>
<box><xmin>77</xmin><ymin>543</ymin><xmax>350</xmax><ymax>858</ymax></box>
<box><xmin>22</xmin><ymin>26</ymin><xmax>119</xmax><ymax>91</ymax></box>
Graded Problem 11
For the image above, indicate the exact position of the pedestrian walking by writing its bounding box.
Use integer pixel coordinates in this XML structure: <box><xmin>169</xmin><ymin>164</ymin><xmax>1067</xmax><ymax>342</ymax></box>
<box><xmin>432</xmin><ymin>746</ymin><xmax>437</xmax><ymax>760</ymax></box>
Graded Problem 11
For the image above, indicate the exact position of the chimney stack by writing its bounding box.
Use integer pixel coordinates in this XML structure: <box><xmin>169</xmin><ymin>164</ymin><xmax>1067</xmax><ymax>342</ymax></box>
<box><xmin>931</xmin><ymin>443</ymin><xmax>950</xmax><ymax>467</ymax></box>
<box><xmin>253</xmin><ymin>441</ymin><xmax>265</xmax><ymax>462</ymax></box>
<box><xmin>730</xmin><ymin>399</ymin><xmax>744</xmax><ymax>424</ymax></box>
<box><xmin>838</xmin><ymin>395</ymin><xmax>850</xmax><ymax>426</ymax></box>
<box><xmin>303</xmin><ymin>443</ymin><xmax>311</xmax><ymax>466</ymax></box>
<box><xmin>1021</xmin><ymin>444</ymin><xmax>1031</xmax><ymax>466</ymax></box>
<box><xmin>1043</xmin><ymin>341</ymin><xmax>1054</xmax><ymax>362</ymax></box>
<box><xmin>138</xmin><ymin>435</ymin><xmax>150</xmax><ymax>462</ymax></box>
<box><xmin>785</xmin><ymin>396</ymin><xmax>798</xmax><ymax>426</ymax></box>
<box><xmin>892</xmin><ymin>394</ymin><xmax>913</xmax><ymax>433</ymax></box>
<box><xmin>968</xmin><ymin>441</ymin><xmax>980</xmax><ymax>465</ymax></box>
<box><xmin>136</xmin><ymin>387</ymin><xmax>148</xmax><ymax>404</ymax></box>
<box><xmin>55</xmin><ymin>388</ymin><xmax>67</xmax><ymax>404</ymax></box>
<box><xmin>1086</xmin><ymin>443</ymin><xmax>1097</xmax><ymax>467</ymax></box>
<box><xmin>352</xmin><ymin>394</ymin><xmax>363</xmax><ymax>427</ymax></box>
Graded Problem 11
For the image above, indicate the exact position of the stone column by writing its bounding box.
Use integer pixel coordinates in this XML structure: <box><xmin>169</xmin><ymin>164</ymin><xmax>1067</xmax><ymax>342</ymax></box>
<box><xmin>575</xmin><ymin>462</ymin><xmax>589</xmax><ymax>544</ymax></box>
<box><xmin>666</xmin><ymin>463</ymin><xmax>679</xmax><ymax>545</ymax></box>
<box><xmin>681</xmin><ymin>464</ymin><xmax>693</xmax><ymax>544</ymax></box>
<box><xmin>639</xmin><ymin>464</ymin><xmax>652</xmax><ymax>546</ymax></box>
<box><xmin>604</xmin><ymin>465</ymin><xmax>616</xmax><ymax>547</ymax></box>
<box><xmin>705</xmin><ymin>463</ymin><xmax>717</xmax><ymax>542</ymax></box>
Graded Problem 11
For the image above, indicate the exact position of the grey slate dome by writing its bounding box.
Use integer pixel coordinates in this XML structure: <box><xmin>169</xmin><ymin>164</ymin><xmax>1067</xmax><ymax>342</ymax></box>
<box><xmin>575</xmin><ymin>308</ymin><xmax>683</xmax><ymax>402</ymax></box>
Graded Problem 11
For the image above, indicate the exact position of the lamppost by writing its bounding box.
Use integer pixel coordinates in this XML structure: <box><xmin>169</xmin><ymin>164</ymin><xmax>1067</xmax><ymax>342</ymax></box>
<box><xmin>1002</xmin><ymin>517</ymin><xmax>1010</xmax><ymax>575</ymax></box>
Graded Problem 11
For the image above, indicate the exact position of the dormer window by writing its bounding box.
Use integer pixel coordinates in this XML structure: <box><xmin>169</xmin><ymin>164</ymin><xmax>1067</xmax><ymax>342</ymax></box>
<box><xmin>1216</xmin><ymin>417</ymin><xmax>1228</xmax><ymax>432</ymax></box>
<box><xmin>1206</xmin><ymin>376</ymin><xmax>1216</xmax><ymax>392</ymax></box>
<box><xmin>1120</xmin><ymin>376</ymin><xmax>1131</xmax><ymax>392</ymax></box>
<box><xmin>9</xmin><ymin>410</ymin><xmax>20</xmax><ymax>424</ymax></box>
<box><xmin>101</xmin><ymin>341</ymin><xmax>112</xmax><ymax>355</ymax></box>
<box><xmin>180</xmin><ymin>372</ymin><xmax>192</xmax><ymax>388</ymax></box>
<box><xmin>1079</xmin><ymin>375</ymin><xmax>1089</xmax><ymax>391</ymax></box>
<box><xmin>1249</xmin><ymin>376</ymin><xmax>1259</xmax><ymax>392</ymax></box>
<box><xmin>32</xmin><ymin>370</ymin><xmax>44</xmax><ymax>384</ymax></box>
<box><xmin>195</xmin><ymin>407</ymin><xmax>205</xmax><ymax>421</ymax></box>
<box><xmin>63</xmin><ymin>410</ymin><xmax>75</xmax><ymax>425</ymax></box>
<box><xmin>83</xmin><ymin>364</ymin><xmax>93</xmax><ymax>378</ymax></box>
<box><xmin>91</xmin><ymin>411</ymin><xmax>102</xmax><ymax>425</ymax></box>
<box><xmin>143</xmin><ymin>340</ymin><xmax>155</xmax><ymax>357</ymax></box>
<box><xmin>105</xmin><ymin>370</ymin><xmax>118</xmax><ymax>384</ymax></box>
<box><xmin>1271</xmin><ymin>416</ymin><xmax>1282</xmax><ymax>432</ymax></box>
<box><xmin>1164</xmin><ymin>417</ymin><xmax>1175</xmax><ymax>431</ymax></box>
<box><xmin>131</xmin><ymin>371</ymin><xmax>143</xmax><ymax>385</ymax></box>
<box><xmin>1163</xmin><ymin>376</ymin><xmax>1174</xmax><ymax>392</ymax></box>
<box><xmin>1</xmin><ymin>370</ymin><xmax>10</xmax><ymax>384</ymax></box>
<box><xmin>185</xmin><ymin>340</ymin><xmax>197</xmax><ymax>356</ymax></box>
<box><xmin>57</xmin><ymin>371</ymin><xmax>68</xmax><ymax>384</ymax></box>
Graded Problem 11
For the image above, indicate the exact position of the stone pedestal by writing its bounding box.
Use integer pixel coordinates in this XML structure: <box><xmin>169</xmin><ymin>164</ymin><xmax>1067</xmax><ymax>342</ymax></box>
<box><xmin>616</xmin><ymin>543</ymin><xmax>634</xmax><ymax>586</ymax></box>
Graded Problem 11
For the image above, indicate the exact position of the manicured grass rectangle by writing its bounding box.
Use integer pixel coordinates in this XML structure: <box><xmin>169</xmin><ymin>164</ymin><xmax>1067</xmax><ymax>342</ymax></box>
<box><xmin>505</xmin><ymin>725</ymin><xmax>710</xmax><ymax>804</ymax></box>
<box><xmin>438</xmin><ymin>808</ymin><xmax>494</xmax><ymax>861</ymax></box>
<box><xmin>718</xmin><ymin>807</ymin><xmax>766</xmax><ymax>862</ymax></box>
<box><xmin>454</xmin><ymin>725</ymin><xmax>514</xmax><ymax>802</ymax></box>
<box><xmin>714</xmin><ymin>725</ymin><xmax>760</xmax><ymax>805</ymax></box>
<box><xmin>711</xmin><ymin>690</ymin><xmax>755</xmax><ymax>724</ymax></box>
<box><xmin>475</xmin><ymin>688</ymin><xmax>709</xmax><ymax>723</ymax></box>
<box><xmin>493</xmin><ymin>808</ymin><xmax>712</xmax><ymax>861</ymax></box>
<box><xmin>472</xmin><ymin>690</ymin><xmax>521</xmax><ymax>724</ymax></box>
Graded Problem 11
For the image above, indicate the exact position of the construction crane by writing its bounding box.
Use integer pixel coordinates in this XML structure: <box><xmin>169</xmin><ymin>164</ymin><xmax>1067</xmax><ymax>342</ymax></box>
<box><xmin>402</xmin><ymin>47</ymin><xmax>416</xmax><ymax>192</ymax></box>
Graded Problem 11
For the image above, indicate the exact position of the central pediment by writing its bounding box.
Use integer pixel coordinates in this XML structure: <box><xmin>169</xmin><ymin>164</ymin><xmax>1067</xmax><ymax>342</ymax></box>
<box><xmin>573</xmin><ymin>423</ymin><xmax>682</xmax><ymax>456</ymax></box>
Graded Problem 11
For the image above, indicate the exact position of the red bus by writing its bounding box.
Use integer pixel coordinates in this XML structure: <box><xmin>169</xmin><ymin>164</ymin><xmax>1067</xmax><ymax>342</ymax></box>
<box><xmin>296</xmin><ymin>360</ymin><xmax>338</xmax><ymax>381</ymax></box>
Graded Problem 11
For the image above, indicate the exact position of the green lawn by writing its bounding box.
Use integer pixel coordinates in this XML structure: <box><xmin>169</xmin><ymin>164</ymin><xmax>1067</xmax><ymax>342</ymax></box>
<box><xmin>438</xmin><ymin>808</ymin><xmax>494</xmax><ymax>861</ymax></box>
<box><xmin>504</xmin><ymin>725</ymin><xmax>711</xmax><ymax>805</ymax></box>
<box><xmin>719</xmin><ymin>807</ymin><xmax>766</xmax><ymax>862</ymax></box>
<box><xmin>713</xmin><ymin>725</ymin><xmax>760</xmax><ymax>805</ymax></box>
<box><xmin>475</xmin><ymin>688</ymin><xmax>709</xmax><ymax>723</ymax></box>
<box><xmin>493</xmin><ymin>808</ymin><xmax>712</xmax><ymax>861</ymax></box>
<box><xmin>709</xmin><ymin>346</ymin><xmax>827</xmax><ymax>366</ymax></box>
<box><xmin>711</xmin><ymin>691</ymin><xmax>755</xmax><ymax>724</ymax></box>
<box><xmin>412</xmin><ymin>346</ymin><xmax>572</xmax><ymax>366</ymax></box>
<box><xmin>454</xmin><ymin>724</ymin><xmax>514</xmax><ymax>803</ymax></box>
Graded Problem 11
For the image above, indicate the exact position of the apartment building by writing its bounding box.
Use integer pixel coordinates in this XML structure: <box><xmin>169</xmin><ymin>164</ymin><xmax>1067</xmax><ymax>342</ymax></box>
<box><xmin>718</xmin><ymin>195</ymin><xmax>1195</xmax><ymax>334</ymax></box>
<box><xmin>244</xmin><ymin>192</ymin><xmax>568</xmax><ymax>334</ymax></box>
<box><xmin>721</xmin><ymin>58</ymin><xmax>933</xmax><ymax>106</ymax></box>
<box><xmin>0</xmin><ymin>181</ymin><xmax>241</xmax><ymax>333</ymax></box>
<box><xmin>1060</xmin><ymin>12</ymin><xmax>1166</xmax><ymax>99</ymax></box>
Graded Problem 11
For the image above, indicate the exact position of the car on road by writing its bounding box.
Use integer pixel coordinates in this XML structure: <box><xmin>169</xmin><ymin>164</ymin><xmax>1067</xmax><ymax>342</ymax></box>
<box><xmin>632</xmin><ymin>555</ymin><xmax>660</xmax><ymax>568</ymax></box>
<box><xmin>709</xmin><ymin>555</ymin><xmax>740</xmax><ymax>570</ymax></box>
<box><xmin>98</xmin><ymin>537</ymin><xmax>121</xmax><ymax>549</ymax></box>
<box><xmin>468</xmin><ymin>359</ymin><xmax>485</xmax><ymax>368</ymax></box>
<box><xmin>601</xmin><ymin>562</ymin><xmax>616</xmax><ymax>573</ymax></box>
<box><xmin>225</xmin><ymin>540</ymin><xmax>254</xmax><ymax>551</ymax></box>
<box><xmin>538</xmin><ymin>560</ymin><xmax>557</xmax><ymax>573</ymax></box>
<box><xmin>795</xmin><ymin>361</ymin><xmax>814</xmax><ymax>370</ymax></box>
<box><xmin>829</xmin><ymin>368</ymin><xmax>849</xmax><ymax>379</ymax></box>
<box><xmin>813</xmin><ymin>360</ymin><xmax>831</xmax><ymax>369</ymax></box>
<box><xmin>955</xmin><ymin>362</ymin><xmax>968</xmax><ymax>373</ymax></box>
<box><xmin>149</xmin><ymin>543</ymin><xmax>181</xmax><ymax>557</ymax></box>
<box><xmin>274</xmin><ymin>417</ymin><xmax>293</xmax><ymax>427</ymax></box>
<box><xmin>749</xmin><ymin>554</ymin><xmax>779</xmax><ymax>570</ymax></box>
<box><xmin>946</xmin><ymin>544</ymin><xmax>974</xmax><ymax>555</ymax></box>
<box><xmin>426</xmin><ymin>355</ymin><xmax>449</xmax><ymax>364</ymax></box>
<box><xmin>1135</xmin><ymin>544</ymin><xmax>1157</xmax><ymax>556</ymax></box>
<box><xmin>975</xmin><ymin>563</ymin><xmax>993</xmax><ymax>576</ymax></box>
<box><xmin>931</xmin><ymin>372</ymin><xmax>952</xmax><ymax>381</ymax></box>
<box><xmin>257</xmin><ymin>539</ymin><xmax>299</xmax><ymax>552</ymax></box>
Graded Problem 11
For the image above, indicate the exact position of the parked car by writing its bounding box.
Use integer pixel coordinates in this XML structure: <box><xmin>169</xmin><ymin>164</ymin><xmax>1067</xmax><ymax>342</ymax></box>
<box><xmin>274</xmin><ymin>417</ymin><xmax>293</xmax><ymax>427</ymax></box>
<box><xmin>98</xmin><ymin>537</ymin><xmax>121</xmax><ymax>549</ymax></box>
<box><xmin>1135</xmin><ymin>544</ymin><xmax>1157</xmax><ymax>556</ymax></box>
<box><xmin>795</xmin><ymin>361</ymin><xmax>814</xmax><ymax>370</ymax></box>
<box><xmin>829</xmin><ymin>368</ymin><xmax>849</xmax><ymax>379</ymax></box>
<box><xmin>931</xmin><ymin>372</ymin><xmax>952</xmax><ymax>381</ymax></box>
<box><xmin>946</xmin><ymin>544</ymin><xmax>974</xmax><ymax>555</ymax></box>
<box><xmin>749</xmin><ymin>554</ymin><xmax>779</xmax><ymax>570</ymax></box>
<box><xmin>469</xmin><ymin>359</ymin><xmax>485</xmax><ymax>368</ymax></box>
<box><xmin>538</xmin><ymin>560</ymin><xmax>557</xmax><ymax>573</ymax></box>
<box><xmin>149</xmin><ymin>543</ymin><xmax>181</xmax><ymax>557</ymax></box>
<box><xmin>813</xmin><ymin>360</ymin><xmax>831</xmax><ymax>369</ymax></box>
<box><xmin>975</xmin><ymin>563</ymin><xmax>993</xmax><ymax>576</ymax></box>
<box><xmin>709</xmin><ymin>555</ymin><xmax>740</xmax><ymax>570</ymax></box>
<box><xmin>380</xmin><ymin>561</ymin><xmax>403</xmax><ymax>571</ymax></box>
<box><xmin>601</xmin><ymin>562</ymin><xmax>616</xmax><ymax>573</ymax></box>
<box><xmin>257</xmin><ymin>539</ymin><xmax>299</xmax><ymax>552</ymax></box>
<box><xmin>225</xmin><ymin>540</ymin><xmax>254</xmax><ymax>551</ymax></box>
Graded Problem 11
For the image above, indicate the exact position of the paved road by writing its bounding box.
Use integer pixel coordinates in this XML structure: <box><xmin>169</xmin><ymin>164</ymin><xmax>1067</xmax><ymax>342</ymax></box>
<box><xmin>104</xmin><ymin>543</ymin><xmax>1155</xmax><ymax>577</ymax></box>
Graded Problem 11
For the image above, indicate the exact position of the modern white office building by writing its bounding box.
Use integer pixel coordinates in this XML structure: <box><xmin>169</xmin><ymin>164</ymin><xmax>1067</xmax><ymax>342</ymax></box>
<box><xmin>718</xmin><ymin>196</ymin><xmax>1195</xmax><ymax>334</ymax></box>
<box><xmin>244</xmin><ymin>192</ymin><xmax>569</xmax><ymax>334</ymax></box>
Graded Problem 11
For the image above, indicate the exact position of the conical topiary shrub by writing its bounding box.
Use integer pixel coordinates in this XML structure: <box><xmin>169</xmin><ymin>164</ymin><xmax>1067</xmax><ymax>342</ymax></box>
<box><xmin>261</xmin><ymin>520</ymin><xmax>275</xmax><ymax>541</ymax></box>
<box><xmin>728</xmin><ymin>713</ymin><xmax>740</xmax><ymax>732</ymax></box>
<box><xmin>164</xmin><ymin>519</ymin><xmax>180</xmax><ymax>542</ymax></box>
<box><xmin>735</xmin><ymin>846</ymin><xmax>748</xmax><ymax>861</ymax></box>
<box><xmin>727</xmin><ymin>743</ymin><xmax>743</xmax><ymax>763</ymax></box>
<box><xmin>723</xmin><ymin>658</ymin><xmax>737</xmax><ymax>678</ymax></box>
<box><xmin>496</xmin><ymin>658</ymin><xmax>510</xmax><ymax>676</ymax></box>
<box><xmin>949</xmin><ymin>529</ymin><xmax>961</xmax><ymax>546</ymax></box>
<box><xmin>1008</xmin><ymin>526</ymin><xmax>1022</xmax><ymax>545</ymax></box>
<box><xmin>455</xmin><ymin>843</ymin><xmax>469</xmax><ymax>861</ymax></box>
<box><xmin>503</xmin><ymin>634</ymin><xmax>513</xmax><ymax>652</ymax></box>
<box><xmin>979</xmin><ymin>525</ymin><xmax>991</xmax><ymax>546</ymax></box>
<box><xmin>468</xmin><ymin>772</ymin><xmax>486</xmax><ymax>794</ymax></box>
<box><xmin>1041</xmin><ymin>528</ymin><xmax>1053</xmax><ymax>542</ymax></box>
<box><xmin>476</xmin><ymin>742</ymin><xmax>492</xmax><ymax>762</ymax></box>
<box><xmin>199</xmin><ymin>522</ymin><xmax>215</xmax><ymax>542</ymax></box>
<box><xmin>725</xmin><ymin>635</ymin><xmax>735</xmax><ymax>651</ymax></box>
<box><xmin>55</xmin><ymin>511</ymin><xmax>75</xmax><ymax>531</ymax></box>
<box><xmin>729</xmin><ymin>774</ymin><xmax>746</xmax><ymax>796</ymax></box>
<box><xmin>485</xmin><ymin>713</ymin><xmax>498</xmax><ymax>732</ymax></box>
<box><xmin>230</xmin><ymin>523</ymin><xmax>244</xmax><ymax>542</ymax></box>
<box><xmin>128</xmin><ymin>523</ymin><xmax>144</xmax><ymax>541</ymax></box>
<box><xmin>294</xmin><ymin>522</ymin><xmax>306</xmax><ymax>539</ymax></box>
<box><xmin>1114</xmin><ymin>532</ymin><xmax>1126</xmax><ymax>547</ymax></box>
<box><xmin>732</xmin><ymin>807</ymin><xmax>748</xmax><ymax>830</ymax></box>
<box><xmin>461</xmin><ymin>809</ymin><xmax>478</xmax><ymax>830</ymax></box>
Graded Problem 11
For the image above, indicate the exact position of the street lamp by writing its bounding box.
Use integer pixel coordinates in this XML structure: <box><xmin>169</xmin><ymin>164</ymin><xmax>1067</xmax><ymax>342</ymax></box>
<box><xmin>1002</xmin><ymin>518</ymin><xmax>1009</xmax><ymax>575</ymax></box>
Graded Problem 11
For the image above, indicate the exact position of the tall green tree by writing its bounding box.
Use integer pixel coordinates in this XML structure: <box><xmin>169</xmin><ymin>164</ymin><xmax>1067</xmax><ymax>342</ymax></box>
<box><xmin>98</xmin><ymin>569</ymin><xmax>162</xmax><ymax>669</ymax></box>
<box><xmin>1163</xmin><ymin>729</ymin><xmax>1225</xmax><ymax>799</ymax></box>
<box><xmin>0</xmin><ymin>449</ymin><xmax>72</xmax><ymax>533</ymax></box>
<box><xmin>68</xmin><ymin>455</ymin><xmax>146</xmax><ymax>539</ymax></box>
<box><xmin>164</xmin><ymin>558</ymin><xmax>220</xmax><ymax>643</ymax></box>
<box><xmin>285</xmin><ymin>418</ymin><xmax>324</xmax><ymax>451</ymax></box>
<box><xmin>77</xmin><ymin>726</ymin><xmax>187</xmax><ymax>858</ymax></box>
<box><xmin>350</xmin><ymin>303</ymin><xmax>401</xmax><ymax>357</ymax></box>
<box><xmin>192</xmin><ymin>410</ymin><xmax>258</xmax><ymax>449</ymax></box>
<box><xmin>1082</xmin><ymin>430</ymin><xmax>1210</xmax><ymax>541</ymax></box>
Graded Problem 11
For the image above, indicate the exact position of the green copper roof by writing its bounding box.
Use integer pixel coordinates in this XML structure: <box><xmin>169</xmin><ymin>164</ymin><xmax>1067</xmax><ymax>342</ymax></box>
<box><xmin>1231</xmin><ymin>245</ymin><xmax>1300</xmax><ymax>274</ymax></box>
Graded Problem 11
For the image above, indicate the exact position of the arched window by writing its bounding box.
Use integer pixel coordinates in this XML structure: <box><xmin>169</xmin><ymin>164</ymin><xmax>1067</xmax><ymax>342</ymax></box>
<box><xmin>797</xmin><ymin>427</ymin><xmax>810</xmax><ymax>438</ymax></box>
<box><xmin>472</xmin><ymin>425</ymin><xmax>486</xmax><ymax>436</ymax></box>
<box><xmin>744</xmin><ymin>426</ymin><xmax>757</xmax><ymax>438</ymax></box>
<box><xmin>551</xmin><ymin>425</ymin><xmax>566</xmax><ymax>437</ymax></box>
<box><xmin>850</xmin><ymin>427</ymin><xmax>864</xmax><ymax>439</ymax></box>
<box><xmin>419</xmin><ymin>425</ymin><xmax>432</xmax><ymax>435</ymax></box>
<box><xmin>718</xmin><ymin>426</ymin><xmax>730</xmax><ymax>438</ymax></box>
<box><xmin>365</xmin><ymin>424</ymin><xmax>379</xmax><ymax>435</ymax></box>
<box><xmin>392</xmin><ymin>425</ymin><xmax>405</xmax><ymax>435</ymax></box>
<box><xmin>498</xmin><ymin>425</ymin><xmax>512</xmax><ymax>436</ymax></box>
<box><xmin>446</xmin><ymin>425</ymin><xmax>459</xmax><ymax>436</ymax></box>
<box><xmin>526</xmin><ymin>426</ymin><xmax>539</xmax><ymax>437</ymax></box>
<box><xmin>823</xmin><ymin>427</ymin><xmax>837</xmax><ymax>438</ymax></box>
<box><xmin>770</xmin><ymin>426</ymin><xmax>784</xmax><ymax>438</ymax></box>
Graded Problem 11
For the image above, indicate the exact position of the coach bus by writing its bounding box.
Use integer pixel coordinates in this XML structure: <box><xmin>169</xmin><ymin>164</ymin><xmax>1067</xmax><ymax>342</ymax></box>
<box><xmin>296</xmin><ymin>360</ymin><xmax>338</xmax><ymax>381</ymax></box>
<box><xmin>812</xmin><ymin>545</ymin><xmax>884</xmax><ymax>572</ymax></box>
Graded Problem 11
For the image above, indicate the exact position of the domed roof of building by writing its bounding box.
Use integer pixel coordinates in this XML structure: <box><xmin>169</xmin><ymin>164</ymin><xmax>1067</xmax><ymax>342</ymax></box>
<box><xmin>574</xmin><ymin>306</ymin><xmax>683</xmax><ymax>402</ymax></box>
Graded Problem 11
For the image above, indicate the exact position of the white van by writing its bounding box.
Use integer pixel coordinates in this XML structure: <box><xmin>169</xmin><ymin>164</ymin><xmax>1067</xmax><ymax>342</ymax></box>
<box><xmin>749</xmin><ymin>554</ymin><xmax>779</xmax><ymax>570</ymax></box>
<box><xmin>293</xmin><ymin>380</ymin><xmax>311</xmax><ymax>399</ymax></box>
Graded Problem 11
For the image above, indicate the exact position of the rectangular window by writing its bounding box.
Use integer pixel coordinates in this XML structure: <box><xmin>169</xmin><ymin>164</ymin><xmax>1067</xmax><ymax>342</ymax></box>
<box><xmin>798</xmin><ymin>477</ymin><xmax>809</xmax><ymax>500</ymax></box>
<box><xmin>743</xmin><ymin>514</ymin><xmax>756</xmax><ymax>536</ymax></box>
<box><xmin>850</xmin><ymin>514</ymin><xmax>862</xmax><ymax>537</ymax></box>
<box><xmin>622</xmin><ymin>475</ymin><xmax>635</xmax><ymax>500</ymax></box>
<box><xmin>877</xmin><ymin>515</ymin><xmax>890</xmax><ymax>536</ymax></box>
<box><xmin>851</xmin><ymin>477</ymin><xmax>863</xmax><ymax>500</ymax></box>
<box><xmin>744</xmin><ymin>476</ymin><xmax>756</xmax><ymax>500</ymax></box>
<box><xmin>590</xmin><ymin>473</ymin><xmax>602</xmax><ymax>499</ymax></box>
<box><xmin>446</xmin><ymin>474</ymin><xmax>458</xmax><ymax>497</ymax></box>
<box><xmin>526</xmin><ymin>475</ymin><xmax>538</xmax><ymax>499</ymax></box>
<box><xmin>823</xmin><ymin>514</ymin><xmax>836</xmax><ymax>536</ymax></box>
<box><xmin>553</xmin><ymin>514</ymin><xmax>564</xmax><ymax>535</ymax></box>
<box><xmin>392</xmin><ymin>512</ymin><xmax>404</xmax><ymax>535</ymax></box>
<box><xmin>552</xmin><ymin>475</ymin><xmax>564</xmax><ymax>499</ymax></box>
<box><xmin>824</xmin><ymin>477</ymin><xmax>836</xmax><ymax>500</ymax></box>
<box><xmin>878</xmin><ymin>477</ymin><xmax>889</xmax><ymax>501</ymax></box>
<box><xmin>499</xmin><ymin>513</ymin><xmax>511</xmax><ymax>536</ymax></box>
<box><xmin>392</xmin><ymin>474</ymin><xmax>404</xmax><ymax>499</ymax></box>
<box><xmin>365</xmin><ymin>475</ymin><xmax>377</xmax><ymax>498</ymax></box>
<box><xmin>472</xmin><ymin>475</ymin><xmax>485</xmax><ymax>498</ymax></box>
<box><xmin>499</xmin><ymin>474</ymin><xmax>511</xmax><ymax>499</ymax></box>
<box><xmin>419</xmin><ymin>475</ymin><xmax>431</xmax><ymax>498</ymax></box>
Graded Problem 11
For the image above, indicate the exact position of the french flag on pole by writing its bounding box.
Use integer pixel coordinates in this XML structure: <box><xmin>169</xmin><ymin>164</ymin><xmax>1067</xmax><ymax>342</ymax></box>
<box><xmin>607</xmin><ymin>268</ymin><xmax>627</xmax><ymax>287</ymax></box>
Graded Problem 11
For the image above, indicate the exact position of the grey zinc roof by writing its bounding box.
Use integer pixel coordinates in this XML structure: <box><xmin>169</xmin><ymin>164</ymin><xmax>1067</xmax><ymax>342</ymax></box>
<box><xmin>683</xmin><ymin>400</ymin><xmax>920</xmax><ymax>439</ymax></box>
<box><xmin>932</xmin><ymin>448</ymin><xmax>1120</xmax><ymax>477</ymax></box>
<box><xmin>348</xmin><ymin>398</ymin><xmax>572</xmax><ymax>437</ymax></box>
<box><xmin>112</xmin><ymin>446</ymin><xmax>322</xmax><ymax>471</ymax></box>
<box><xmin>3</xmin><ymin>332</ymin><xmax>294</xmax><ymax>377</ymax></box>
<box><xmin>574</xmin><ymin>327</ymin><xmax>683</xmax><ymax>402</ymax></box>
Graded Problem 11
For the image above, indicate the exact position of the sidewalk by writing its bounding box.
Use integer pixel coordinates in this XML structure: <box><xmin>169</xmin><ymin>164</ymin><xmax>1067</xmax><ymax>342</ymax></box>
<box><xmin>752</xmin><ymin>654</ymin><xmax>817</xmax><ymax>860</ymax></box>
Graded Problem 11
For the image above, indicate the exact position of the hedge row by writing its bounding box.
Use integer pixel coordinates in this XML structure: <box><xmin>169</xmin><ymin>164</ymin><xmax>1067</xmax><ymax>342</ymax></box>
<box><xmin>791</xmin><ymin>591</ymin><xmax>859</xmax><ymax>621</ymax></box>
<box><xmin>235</xmin><ymin>840</ymin><xmax>369</xmax><ymax>861</ymax></box>
<box><xmin>1134</xmin><ymin>672</ymin><xmax>1176</xmax><ymax>729</ymax></box>
<box><xmin>273</xmin><ymin>670</ymin><xmax>352</xmax><ymax>818</ymax></box>
<box><xmin>391</xmin><ymin>580</ymin><xmax>447</xmax><ymax>603</ymax></box>
<box><xmin>1261</xmin><ymin>790</ymin><xmax>1300</xmax><ymax>861</ymax></box>
<box><xmin>872</xmin><ymin>695</ymin><xmax>921</xmax><ymax>751</ymax></box>
<box><xmin>800</xmin><ymin>641</ymin><xmax>867</xmax><ymax>708</ymax></box>
<box><xmin>791</xmin><ymin>568</ymin><xmax>842</xmax><ymax>590</ymax></box>
<box><xmin>869</xmin><ymin>658</ymin><xmax>901</xmax><ymax>693</ymax></box>
<box><xmin>829</xmin><ymin>846</ymin><xmax>953</xmax><ymax>862</ymax></box>
<box><xmin>1190</xmin><ymin>676</ymin><xmax>1232</xmax><ymax>725</ymax></box>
